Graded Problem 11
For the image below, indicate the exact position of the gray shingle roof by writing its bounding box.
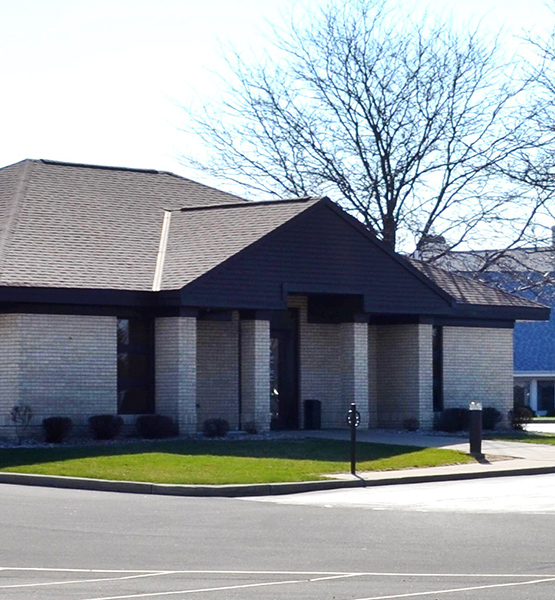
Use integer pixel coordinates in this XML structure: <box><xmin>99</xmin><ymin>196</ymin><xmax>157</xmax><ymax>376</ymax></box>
<box><xmin>409</xmin><ymin>258</ymin><xmax>546</xmax><ymax>310</ymax></box>
<box><xmin>430</xmin><ymin>247</ymin><xmax>555</xmax><ymax>274</ymax></box>
<box><xmin>0</xmin><ymin>159</ymin><xmax>248</xmax><ymax>290</ymax></box>
<box><xmin>161</xmin><ymin>198</ymin><xmax>320</xmax><ymax>290</ymax></box>
<box><xmin>0</xmin><ymin>158</ymin><xmax>545</xmax><ymax>315</ymax></box>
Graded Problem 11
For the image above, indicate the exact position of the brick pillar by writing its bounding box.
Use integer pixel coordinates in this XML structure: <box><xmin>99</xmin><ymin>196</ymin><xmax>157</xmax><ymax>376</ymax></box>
<box><xmin>341</xmin><ymin>320</ymin><xmax>369</xmax><ymax>428</ymax></box>
<box><xmin>241</xmin><ymin>318</ymin><xmax>271</xmax><ymax>432</ymax></box>
<box><xmin>155</xmin><ymin>315</ymin><xmax>197</xmax><ymax>434</ymax></box>
<box><xmin>417</xmin><ymin>324</ymin><xmax>434</xmax><ymax>429</ymax></box>
<box><xmin>368</xmin><ymin>324</ymin><xmax>378</xmax><ymax>428</ymax></box>
<box><xmin>376</xmin><ymin>323</ymin><xmax>433</xmax><ymax>429</ymax></box>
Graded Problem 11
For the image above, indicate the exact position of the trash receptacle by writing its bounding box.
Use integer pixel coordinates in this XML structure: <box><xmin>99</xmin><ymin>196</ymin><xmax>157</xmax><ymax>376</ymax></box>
<box><xmin>304</xmin><ymin>399</ymin><xmax>321</xmax><ymax>430</ymax></box>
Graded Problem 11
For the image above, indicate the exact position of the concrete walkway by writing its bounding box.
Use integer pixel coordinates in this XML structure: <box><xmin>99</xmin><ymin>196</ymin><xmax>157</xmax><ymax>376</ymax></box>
<box><xmin>303</xmin><ymin>428</ymin><xmax>555</xmax><ymax>486</ymax></box>
<box><xmin>1</xmin><ymin>428</ymin><xmax>555</xmax><ymax>497</ymax></box>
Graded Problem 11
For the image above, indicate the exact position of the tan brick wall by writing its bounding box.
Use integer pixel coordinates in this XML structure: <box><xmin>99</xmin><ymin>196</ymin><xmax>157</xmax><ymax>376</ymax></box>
<box><xmin>288</xmin><ymin>297</ymin><xmax>342</xmax><ymax>428</ymax></box>
<box><xmin>197</xmin><ymin>313</ymin><xmax>239</xmax><ymax>429</ymax></box>
<box><xmin>368</xmin><ymin>325</ymin><xmax>378</xmax><ymax>427</ymax></box>
<box><xmin>241</xmin><ymin>318</ymin><xmax>271</xmax><ymax>431</ymax></box>
<box><xmin>155</xmin><ymin>316</ymin><xmax>197</xmax><ymax>434</ymax></box>
<box><xmin>0</xmin><ymin>313</ymin><xmax>117</xmax><ymax>437</ymax></box>
<box><xmin>376</xmin><ymin>324</ymin><xmax>433</xmax><ymax>428</ymax></box>
<box><xmin>443</xmin><ymin>326</ymin><xmax>513</xmax><ymax>425</ymax></box>
<box><xmin>288</xmin><ymin>297</ymin><xmax>372</xmax><ymax>429</ymax></box>
<box><xmin>0</xmin><ymin>315</ymin><xmax>20</xmax><ymax>429</ymax></box>
<box><xmin>340</xmin><ymin>321</ymin><xmax>369</xmax><ymax>427</ymax></box>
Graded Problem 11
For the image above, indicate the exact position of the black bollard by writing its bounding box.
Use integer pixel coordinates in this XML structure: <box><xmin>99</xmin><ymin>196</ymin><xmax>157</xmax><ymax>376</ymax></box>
<box><xmin>346</xmin><ymin>403</ymin><xmax>360</xmax><ymax>475</ymax></box>
<box><xmin>469</xmin><ymin>401</ymin><xmax>483</xmax><ymax>458</ymax></box>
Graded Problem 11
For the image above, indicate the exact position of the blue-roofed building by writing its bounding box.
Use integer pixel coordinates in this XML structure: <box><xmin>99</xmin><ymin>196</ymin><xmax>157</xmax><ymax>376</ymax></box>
<box><xmin>418</xmin><ymin>238</ymin><xmax>555</xmax><ymax>414</ymax></box>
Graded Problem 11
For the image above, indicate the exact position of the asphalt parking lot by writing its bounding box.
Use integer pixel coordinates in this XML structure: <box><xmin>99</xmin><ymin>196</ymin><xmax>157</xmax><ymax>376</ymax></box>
<box><xmin>3</xmin><ymin>566</ymin><xmax>555</xmax><ymax>599</ymax></box>
<box><xmin>2</xmin><ymin>474</ymin><xmax>555</xmax><ymax>600</ymax></box>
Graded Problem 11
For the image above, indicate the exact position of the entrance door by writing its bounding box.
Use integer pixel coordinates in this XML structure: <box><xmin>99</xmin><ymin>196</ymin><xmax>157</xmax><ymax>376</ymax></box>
<box><xmin>270</xmin><ymin>309</ymin><xmax>299</xmax><ymax>430</ymax></box>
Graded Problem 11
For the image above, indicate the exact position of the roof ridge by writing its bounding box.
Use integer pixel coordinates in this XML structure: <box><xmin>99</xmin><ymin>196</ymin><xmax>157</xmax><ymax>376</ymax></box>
<box><xmin>177</xmin><ymin>196</ymin><xmax>321</xmax><ymax>213</ymax></box>
<box><xmin>39</xmin><ymin>158</ymin><xmax>171</xmax><ymax>175</ymax></box>
<box><xmin>36</xmin><ymin>159</ymin><xmax>249</xmax><ymax>203</ymax></box>
<box><xmin>0</xmin><ymin>160</ymin><xmax>34</xmax><ymax>275</ymax></box>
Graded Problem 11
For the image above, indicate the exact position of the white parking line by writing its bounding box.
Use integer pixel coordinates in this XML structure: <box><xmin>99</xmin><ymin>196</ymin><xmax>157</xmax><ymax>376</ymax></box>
<box><xmin>0</xmin><ymin>571</ymin><xmax>171</xmax><ymax>589</ymax></box>
<box><xmin>80</xmin><ymin>578</ymin><xmax>310</xmax><ymax>600</ymax></box>
<box><xmin>353</xmin><ymin>576</ymin><xmax>555</xmax><ymax>599</ymax></box>
<box><xmin>3</xmin><ymin>568</ymin><xmax>555</xmax><ymax>600</ymax></box>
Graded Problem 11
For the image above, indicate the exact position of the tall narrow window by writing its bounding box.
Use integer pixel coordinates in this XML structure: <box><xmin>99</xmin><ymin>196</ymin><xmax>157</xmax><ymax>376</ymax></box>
<box><xmin>117</xmin><ymin>318</ymin><xmax>154</xmax><ymax>414</ymax></box>
<box><xmin>432</xmin><ymin>325</ymin><xmax>443</xmax><ymax>412</ymax></box>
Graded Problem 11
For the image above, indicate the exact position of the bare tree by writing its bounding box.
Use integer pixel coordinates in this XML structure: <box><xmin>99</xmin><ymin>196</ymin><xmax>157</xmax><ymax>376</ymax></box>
<box><xmin>180</xmin><ymin>0</ymin><xmax>545</xmax><ymax>254</ymax></box>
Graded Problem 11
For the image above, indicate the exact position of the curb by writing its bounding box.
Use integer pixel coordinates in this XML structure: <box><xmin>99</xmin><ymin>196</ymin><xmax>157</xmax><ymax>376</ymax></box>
<box><xmin>2</xmin><ymin>465</ymin><xmax>555</xmax><ymax>497</ymax></box>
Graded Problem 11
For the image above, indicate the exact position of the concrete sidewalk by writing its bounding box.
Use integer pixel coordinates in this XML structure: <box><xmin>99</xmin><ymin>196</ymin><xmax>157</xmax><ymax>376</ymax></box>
<box><xmin>1</xmin><ymin>428</ymin><xmax>555</xmax><ymax>497</ymax></box>
<box><xmin>305</xmin><ymin>429</ymin><xmax>555</xmax><ymax>486</ymax></box>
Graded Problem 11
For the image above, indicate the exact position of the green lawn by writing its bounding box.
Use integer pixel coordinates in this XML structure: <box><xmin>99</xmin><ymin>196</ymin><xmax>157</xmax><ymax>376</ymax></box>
<box><xmin>492</xmin><ymin>432</ymin><xmax>555</xmax><ymax>445</ymax></box>
<box><xmin>0</xmin><ymin>439</ymin><xmax>474</xmax><ymax>484</ymax></box>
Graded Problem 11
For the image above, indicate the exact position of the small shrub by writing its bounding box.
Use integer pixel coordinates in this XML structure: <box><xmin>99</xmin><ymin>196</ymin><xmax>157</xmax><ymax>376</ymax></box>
<box><xmin>482</xmin><ymin>407</ymin><xmax>502</xmax><ymax>430</ymax></box>
<box><xmin>88</xmin><ymin>414</ymin><xmax>124</xmax><ymax>440</ymax></box>
<box><xmin>509</xmin><ymin>405</ymin><xmax>534</xmax><ymax>430</ymax></box>
<box><xmin>203</xmin><ymin>418</ymin><xmax>230</xmax><ymax>438</ymax></box>
<box><xmin>243</xmin><ymin>421</ymin><xmax>258</xmax><ymax>435</ymax></box>
<box><xmin>433</xmin><ymin>408</ymin><xmax>470</xmax><ymax>432</ymax></box>
<box><xmin>10</xmin><ymin>404</ymin><xmax>33</xmax><ymax>444</ymax></box>
<box><xmin>402</xmin><ymin>418</ymin><xmax>419</xmax><ymax>432</ymax></box>
<box><xmin>135</xmin><ymin>415</ymin><xmax>178</xmax><ymax>439</ymax></box>
<box><xmin>42</xmin><ymin>416</ymin><xmax>73</xmax><ymax>444</ymax></box>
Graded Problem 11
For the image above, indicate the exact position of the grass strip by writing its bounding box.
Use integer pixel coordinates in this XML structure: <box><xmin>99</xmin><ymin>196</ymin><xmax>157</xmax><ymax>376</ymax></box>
<box><xmin>0</xmin><ymin>439</ymin><xmax>474</xmax><ymax>484</ymax></box>
<box><xmin>489</xmin><ymin>432</ymin><xmax>555</xmax><ymax>446</ymax></box>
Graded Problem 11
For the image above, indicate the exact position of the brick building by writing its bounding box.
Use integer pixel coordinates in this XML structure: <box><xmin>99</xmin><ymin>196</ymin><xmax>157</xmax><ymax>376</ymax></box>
<box><xmin>0</xmin><ymin>159</ymin><xmax>548</xmax><ymax>437</ymax></box>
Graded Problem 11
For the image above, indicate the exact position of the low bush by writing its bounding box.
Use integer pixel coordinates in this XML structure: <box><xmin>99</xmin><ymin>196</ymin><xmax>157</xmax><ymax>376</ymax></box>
<box><xmin>203</xmin><ymin>418</ymin><xmax>230</xmax><ymax>438</ymax></box>
<box><xmin>42</xmin><ymin>416</ymin><xmax>73</xmax><ymax>444</ymax></box>
<box><xmin>243</xmin><ymin>421</ymin><xmax>258</xmax><ymax>435</ymax></box>
<box><xmin>402</xmin><ymin>418</ymin><xmax>419</xmax><ymax>432</ymax></box>
<box><xmin>433</xmin><ymin>408</ymin><xmax>469</xmax><ymax>432</ymax></box>
<box><xmin>10</xmin><ymin>405</ymin><xmax>33</xmax><ymax>444</ymax></box>
<box><xmin>135</xmin><ymin>415</ymin><xmax>178</xmax><ymax>439</ymax></box>
<box><xmin>88</xmin><ymin>414</ymin><xmax>124</xmax><ymax>440</ymax></box>
<box><xmin>509</xmin><ymin>405</ymin><xmax>534</xmax><ymax>430</ymax></box>
<box><xmin>482</xmin><ymin>407</ymin><xmax>502</xmax><ymax>430</ymax></box>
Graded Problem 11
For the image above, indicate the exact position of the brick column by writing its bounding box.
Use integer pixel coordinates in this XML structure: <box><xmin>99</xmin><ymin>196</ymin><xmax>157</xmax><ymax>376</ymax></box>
<box><xmin>156</xmin><ymin>315</ymin><xmax>197</xmax><ymax>434</ymax></box>
<box><xmin>416</xmin><ymin>324</ymin><xmax>434</xmax><ymax>429</ymax></box>
<box><xmin>376</xmin><ymin>323</ymin><xmax>433</xmax><ymax>429</ymax></box>
<box><xmin>241</xmin><ymin>318</ymin><xmax>271</xmax><ymax>432</ymax></box>
<box><xmin>341</xmin><ymin>320</ymin><xmax>369</xmax><ymax>428</ymax></box>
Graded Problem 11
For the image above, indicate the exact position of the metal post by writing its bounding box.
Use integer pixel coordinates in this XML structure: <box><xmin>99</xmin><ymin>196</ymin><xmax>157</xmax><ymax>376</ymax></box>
<box><xmin>350</xmin><ymin>404</ymin><xmax>357</xmax><ymax>475</ymax></box>
<box><xmin>346</xmin><ymin>402</ymin><xmax>360</xmax><ymax>475</ymax></box>
<box><xmin>469</xmin><ymin>401</ymin><xmax>483</xmax><ymax>458</ymax></box>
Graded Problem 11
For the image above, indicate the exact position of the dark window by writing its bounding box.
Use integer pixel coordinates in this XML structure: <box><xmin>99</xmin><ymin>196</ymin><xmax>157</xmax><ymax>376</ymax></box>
<box><xmin>432</xmin><ymin>325</ymin><xmax>443</xmax><ymax>412</ymax></box>
<box><xmin>538</xmin><ymin>381</ymin><xmax>555</xmax><ymax>413</ymax></box>
<box><xmin>513</xmin><ymin>382</ymin><xmax>530</xmax><ymax>407</ymax></box>
<box><xmin>117</xmin><ymin>318</ymin><xmax>154</xmax><ymax>414</ymax></box>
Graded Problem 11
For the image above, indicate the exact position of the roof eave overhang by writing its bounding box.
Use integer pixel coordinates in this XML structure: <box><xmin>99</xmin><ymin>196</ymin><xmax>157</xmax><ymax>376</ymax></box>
<box><xmin>0</xmin><ymin>286</ymin><xmax>180</xmax><ymax>308</ymax></box>
<box><xmin>451</xmin><ymin>304</ymin><xmax>550</xmax><ymax>322</ymax></box>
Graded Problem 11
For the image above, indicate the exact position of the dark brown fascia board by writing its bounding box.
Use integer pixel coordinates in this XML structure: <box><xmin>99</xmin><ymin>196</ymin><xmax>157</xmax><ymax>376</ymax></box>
<box><xmin>319</xmin><ymin>199</ymin><xmax>457</xmax><ymax>306</ymax></box>
<box><xmin>0</xmin><ymin>286</ymin><xmax>172</xmax><ymax>307</ymax></box>
<box><xmin>452</xmin><ymin>304</ymin><xmax>550</xmax><ymax>322</ymax></box>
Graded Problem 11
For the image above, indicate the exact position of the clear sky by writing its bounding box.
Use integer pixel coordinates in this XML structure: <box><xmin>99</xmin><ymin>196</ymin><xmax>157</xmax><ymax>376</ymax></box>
<box><xmin>0</xmin><ymin>0</ymin><xmax>552</xmax><ymax>187</ymax></box>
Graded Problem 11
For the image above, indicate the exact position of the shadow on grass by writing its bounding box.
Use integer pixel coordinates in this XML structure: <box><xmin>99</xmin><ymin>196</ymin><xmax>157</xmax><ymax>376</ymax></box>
<box><xmin>0</xmin><ymin>438</ymin><xmax>426</xmax><ymax>470</ymax></box>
